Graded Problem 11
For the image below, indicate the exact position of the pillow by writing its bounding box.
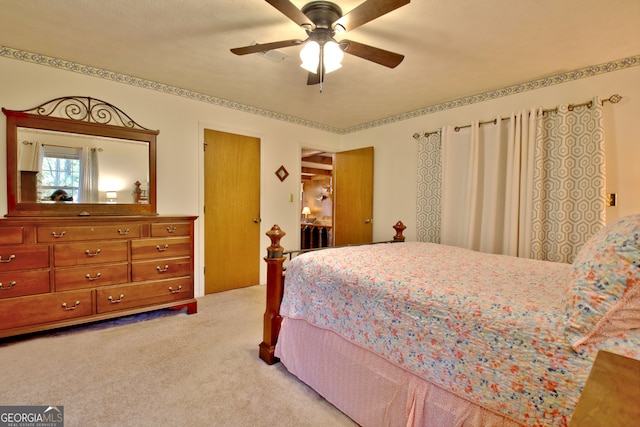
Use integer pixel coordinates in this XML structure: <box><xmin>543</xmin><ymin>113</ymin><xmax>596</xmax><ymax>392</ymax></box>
<box><xmin>563</xmin><ymin>213</ymin><xmax>640</xmax><ymax>352</ymax></box>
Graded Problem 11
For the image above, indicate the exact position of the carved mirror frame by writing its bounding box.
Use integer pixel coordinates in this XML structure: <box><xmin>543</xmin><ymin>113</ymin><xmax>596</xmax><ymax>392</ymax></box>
<box><xmin>3</xmin><ymin>96</ymin><xmax>158</xmax><ymax>217</ymax></box>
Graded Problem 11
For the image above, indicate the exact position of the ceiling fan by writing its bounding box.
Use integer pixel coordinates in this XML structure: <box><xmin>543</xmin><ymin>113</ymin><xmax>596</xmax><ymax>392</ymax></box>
<box><xmin>231</xmin><ymin>0</ymin><xmax>410</xmax><ymax>88</ymax></box>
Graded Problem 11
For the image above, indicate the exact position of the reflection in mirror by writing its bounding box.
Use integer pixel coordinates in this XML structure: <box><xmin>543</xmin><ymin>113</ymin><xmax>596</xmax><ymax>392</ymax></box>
<box><xmin>18</xmin><ymin>128</ymin><xmax>149</xmax><ymax>204</ymax></box>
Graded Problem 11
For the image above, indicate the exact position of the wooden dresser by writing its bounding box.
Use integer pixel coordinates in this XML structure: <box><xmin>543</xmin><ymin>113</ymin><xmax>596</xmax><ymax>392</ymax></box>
<box><xmin>0</xmin><ymin>215</ymin><xmax>197</xmax><ymax>338</ymax></box>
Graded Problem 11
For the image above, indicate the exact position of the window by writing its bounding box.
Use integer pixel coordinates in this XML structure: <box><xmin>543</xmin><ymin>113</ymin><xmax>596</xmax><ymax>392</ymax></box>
<box><xmin>38</xmin><ymin>146</ymin><xmax>81</xmax><ymax>201</ymax></box>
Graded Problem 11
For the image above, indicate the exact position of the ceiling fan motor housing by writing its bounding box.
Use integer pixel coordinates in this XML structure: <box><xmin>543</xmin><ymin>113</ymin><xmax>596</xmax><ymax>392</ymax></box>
<box><xmin>301</xmin><ymin>1</ymin><xmax>343</xmax><ymax>29</ymax></box>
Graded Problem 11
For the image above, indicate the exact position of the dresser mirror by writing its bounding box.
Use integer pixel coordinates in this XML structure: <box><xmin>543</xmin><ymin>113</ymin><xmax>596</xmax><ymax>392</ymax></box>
<box><xmin>3</xmin><ymin>96</ymin><xmax>158</xmax><ymax>216</ymax></box>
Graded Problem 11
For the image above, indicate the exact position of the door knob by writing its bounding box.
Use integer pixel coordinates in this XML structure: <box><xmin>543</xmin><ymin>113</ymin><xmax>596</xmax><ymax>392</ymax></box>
<box><xmin>364</xmin><ymin>218</ymin><xmax>372</xmax><ymax>224</ymax></box>
<box><xmin>253</xmin><ymin>218</ymin><xmax>262</xmax><ymax>223</ymax></box>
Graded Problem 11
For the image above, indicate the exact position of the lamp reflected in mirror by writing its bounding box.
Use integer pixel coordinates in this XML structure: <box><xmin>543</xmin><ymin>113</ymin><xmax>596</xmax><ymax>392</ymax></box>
<box><xmin>106</xmin><ymin>191</ymin><xmax>118</xmax><ymax>203</ymax></box>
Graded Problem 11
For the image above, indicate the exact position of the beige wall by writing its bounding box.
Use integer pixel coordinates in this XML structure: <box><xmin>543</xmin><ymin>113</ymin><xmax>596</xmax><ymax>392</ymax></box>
<box><xmin>1</xmin><ymin>57</ymin><xmax>638</xmax><ymax>292</ymax></box>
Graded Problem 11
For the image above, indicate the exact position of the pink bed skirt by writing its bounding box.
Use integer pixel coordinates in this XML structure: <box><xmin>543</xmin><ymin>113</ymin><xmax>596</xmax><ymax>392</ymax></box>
<box><xmin>276</xmin><ymin>317</ymin><xmax>524</xmax><ymax>427</ymax></box>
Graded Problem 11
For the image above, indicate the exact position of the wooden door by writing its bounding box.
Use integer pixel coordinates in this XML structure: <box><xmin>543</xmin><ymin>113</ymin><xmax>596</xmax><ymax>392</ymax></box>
<box><xmin>333</xmin><ymin>147</ymin><xmax>374</xmax><ymax>246</ymax></box>
<box><xmin>203</xmin><ymin>129</ymin><xmax>260</xmax><ymax>293</ymax></box>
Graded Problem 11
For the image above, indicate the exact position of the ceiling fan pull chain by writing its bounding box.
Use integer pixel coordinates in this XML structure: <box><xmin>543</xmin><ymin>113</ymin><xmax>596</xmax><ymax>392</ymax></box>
<box><xmin>319</xmin><ymin>46</ymin><xmax>324</xmax><ymax>93</ymax></box>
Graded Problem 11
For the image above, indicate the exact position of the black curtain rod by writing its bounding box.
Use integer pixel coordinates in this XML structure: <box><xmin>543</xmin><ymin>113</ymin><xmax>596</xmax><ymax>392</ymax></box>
<box><xmin>413</xmin><ymin>94</ymin><xmax>622</xmax><ymax>139</ymax></box>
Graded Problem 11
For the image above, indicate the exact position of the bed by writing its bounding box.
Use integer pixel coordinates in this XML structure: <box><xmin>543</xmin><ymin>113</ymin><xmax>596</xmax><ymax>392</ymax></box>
<box><xmin>260</xmin><ymin>215</ymin><xmax>640</xmax><ymax>427</ymax></box>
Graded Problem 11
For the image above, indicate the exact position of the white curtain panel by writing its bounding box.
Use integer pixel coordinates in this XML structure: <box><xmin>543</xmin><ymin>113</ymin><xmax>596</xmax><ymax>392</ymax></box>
<box><xmin>441</xmin><ymin>120</ymin><xmax>505</xmax><ymax>253</ymax></box>
<box><xmin>416</xmin><ymin>132</ymin><xmax>442</xmax><ymax>243</ymax></box>
<box><xmin>503</xmin><ymin>109</ymin><xmax>540</xmax><ymax>258</ymax></box>
<box><xmin>531</xmin><ymin>98</ymin><xmax>606</xmax><ymax>263</ymax></box>
<box><xmin>18</xmin><ymin>141</ymin><xmax>43</xmax><ymax>172</ymax></box>
<box><xmin>440</xmin><ymin>110</ymin><xmax>540</xmax><ymax>256</ymax></box>
<box><xmin>80</xmin><ymin>147</ymin><xmax>100</xmax><ymax>203</ymax></box>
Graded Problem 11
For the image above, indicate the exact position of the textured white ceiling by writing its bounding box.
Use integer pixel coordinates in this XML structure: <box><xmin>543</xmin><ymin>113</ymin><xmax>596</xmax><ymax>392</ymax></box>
<box><xmin>1</xmin><ymin>0</ymin><xmax>639</xmax><ymax>131</ymax></box>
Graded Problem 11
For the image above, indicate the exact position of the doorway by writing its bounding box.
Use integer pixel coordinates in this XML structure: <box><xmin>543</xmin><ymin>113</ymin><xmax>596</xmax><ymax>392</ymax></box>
<box><xmin>301</xmin><ymin>149</ymin><xmax>334</xmax><ymax>249</ymax></box>
<box><xmin>203</xmin><ymin>129</ymin><xmax>261</xmax><ymax>294</ymax></box>
<box><xmin>300</xmin><ymin>146</ymin><xmax>374</xmax><ymax>248</ymax></box>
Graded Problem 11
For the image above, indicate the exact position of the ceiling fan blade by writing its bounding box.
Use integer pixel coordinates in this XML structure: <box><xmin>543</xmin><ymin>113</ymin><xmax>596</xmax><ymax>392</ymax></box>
<box><xmin>333</xmin><ymin>0</ymin><xmax>410</xmax><ymax>32</ymax></box>
<box><xmin>230</xmin><ymin>39</ymin><xmax>304</xmax><ymax>55</ymax></box>
<box><xmin>307</xmin><ymin>72</ymin><xmax>321</xmax><ymax>85</ymax></box>
<box><xmin>306</xmin><ymin>63</ymin><xmax>325</xmax><ymax>85</ymax></box>
<box><xmin>340</xmin><ymin>39</ymin><xmax>404</xmax><ymax>68</ymax></box>
<box><xmin>265</xmin><ymin>0</ymin><xmax>316</xmax><ymax>30</ymax></box>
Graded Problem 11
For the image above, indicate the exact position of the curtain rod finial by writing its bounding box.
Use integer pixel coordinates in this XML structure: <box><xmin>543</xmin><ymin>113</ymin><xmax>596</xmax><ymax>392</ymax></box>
<box><xmin>608</xmin><ymin>94</ymin><xmax>622</xmax><ymax>104</ymax></box>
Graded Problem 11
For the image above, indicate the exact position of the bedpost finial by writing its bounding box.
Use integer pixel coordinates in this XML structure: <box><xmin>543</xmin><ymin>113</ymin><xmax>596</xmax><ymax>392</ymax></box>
<box><xmin>266</xmin><ymin>225</ymin><xmax>286</xmax><ymax>258</ymax></box>
<box><xmin>393</xmin><ymin>221</ymin><xmax>406</xmax><ymax>242</ymax></box>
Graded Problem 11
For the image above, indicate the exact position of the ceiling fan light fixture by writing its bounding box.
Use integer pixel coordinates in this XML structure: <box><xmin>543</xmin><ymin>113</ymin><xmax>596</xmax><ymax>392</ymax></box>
<box><xmin>300</xmin><ymin>40</ymin><xmax>320</xmax><ymax>73</ymax></box>
<box><xmin>323</xmin><ymin>40</ymin><xmax>343</xmax><ymax>73</ymax></box>
<box><xmin>232</xmin><ymin>0</ymin><xmax>409</xmax><ymax>88</ymax></box>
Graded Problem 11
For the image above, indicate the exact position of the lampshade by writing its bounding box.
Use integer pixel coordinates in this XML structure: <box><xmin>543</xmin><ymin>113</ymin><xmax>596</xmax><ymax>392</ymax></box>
<box><xmin>106</xmin><ymin>191</ymin><xmax>118</xmax><ymax>199</ymax></box>
<box><xmin>323</xmin><ymin>40</ymin><xmax>344</xmax><ymax>73</ymax></box>
<box><xmin>300</xmin><ymin>41</ymin><xmax>320</xmax><ymax>73</ymax></box>
<box><xmin>301</xmin><ymin>207</ymin><xmax>311</xmax><ymax>215</ymax></box>
<box><xmin>300</xmin><ymin>39</ymin><xmax>344</xmax><ymax>75</ymax></box>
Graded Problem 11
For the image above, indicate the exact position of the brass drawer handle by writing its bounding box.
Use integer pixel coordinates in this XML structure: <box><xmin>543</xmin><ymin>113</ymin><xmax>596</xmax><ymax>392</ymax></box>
<box><xmin>108</xmin><ymin>294</ymin><xmax>125</xmax><ymax>304</ymax></box>
<box><xmin>62</xmin><ymin>300</ymin><xmax>81</xmax><ymax>310</ymax></box>
<box><xmin>84</xmin><ymin>249</ymin><xmax>101</xmax><ymax>257</ymax></box>
<box><xmin>0</xmin><ymin>254</ymin><xmax>16</xmax><ymax>263</ymax></box>
<box><xmin>156</xmin><ymin>244</ymin><xmax>169</xmax><ymax>252</ymax></box>
<box><xmin>85</xmin><ymin>273</ymin><xmax>102</xmax><ymax>281</ymax></box>
<box><xmin>156</xmin><ymin>265</ymin><xmax>170</xmax><ymax>273</ymax></box>
<box><xmin>168</xmin><ymin>285</ymin><xmax>183</xmax><ymax>294</ymax></box>
<box><xmin>0</xmin><ymin>281</ymin><xmax>17</xmax><ymax>290</ymax></box>
<box><xmin>166</xmin><ymin>226</ymin><xmax>177</xmax><ymax>233</ymax></box>
<box><xmin>51</xmin><ymin>231</ymin><xmax>66</xmax><ymax>238</ymax></box>
<box><xmin>117</xmin><ymin>228</ymin><xmax>130</xmax><ymax>235</ymax></box>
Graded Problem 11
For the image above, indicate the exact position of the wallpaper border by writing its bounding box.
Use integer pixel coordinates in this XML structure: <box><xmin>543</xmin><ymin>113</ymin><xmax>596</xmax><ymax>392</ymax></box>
<box><xmin>1</xmin><ymin>45</ymin><xmax>638</xmax><ymax>135</ymax></box>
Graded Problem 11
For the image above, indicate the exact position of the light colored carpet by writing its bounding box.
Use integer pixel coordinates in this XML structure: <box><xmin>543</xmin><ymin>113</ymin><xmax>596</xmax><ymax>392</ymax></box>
<box><xmin>0</xmin><ymin>285</ymin><xmax>358</xmax><ymax>427</ymax></box>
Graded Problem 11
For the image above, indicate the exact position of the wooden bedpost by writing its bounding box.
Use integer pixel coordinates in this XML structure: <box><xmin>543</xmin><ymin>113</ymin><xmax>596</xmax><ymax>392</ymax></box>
<box><xmin>393</xmin><ymin>220</ymin><xmax>406</xmax><ymax>242</ymax></box>
<box><xmin>260</xmin><ymin>224</ymin><xmax>286</xmax><ymax>365</ymax></box>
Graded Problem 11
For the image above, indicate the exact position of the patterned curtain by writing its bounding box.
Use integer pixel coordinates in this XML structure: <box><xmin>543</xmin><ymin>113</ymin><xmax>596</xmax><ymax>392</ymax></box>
<box><xmin>80</xmin><ymin>147</ymin><xmax>100</xmax><ymax>203</ymax></box>
<box><xmin>416</xmin><ymin>132</ymin><xmax>442</xmax><ymax>243</ymax></box>
<box><xmin>531</xmin><ymin>98</ymin><xmax>606</xmax><ymax>263</ymax></box>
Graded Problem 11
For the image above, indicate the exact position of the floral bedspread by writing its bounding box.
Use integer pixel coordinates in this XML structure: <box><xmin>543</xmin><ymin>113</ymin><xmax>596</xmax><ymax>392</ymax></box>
<box><xmin>279</xmin><ymin>242</ymin><xmax>638</xmax><ymax>426</ymax></box>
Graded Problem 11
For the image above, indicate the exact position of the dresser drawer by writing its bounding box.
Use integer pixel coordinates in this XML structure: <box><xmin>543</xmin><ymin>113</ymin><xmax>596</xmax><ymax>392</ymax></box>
<box><xmin>0</xmin><ymin>227</ymin><xmax>23</xmax><ymax>245</ymax></box>
<box><xmin>37</xmin><ymin>224</ymin><xmax>141</xmax><ymax>242</ymax></box>
<box><xmin>55</xmin><ymin>263</ymin><xmax>128</xmax><ymax>291</ymax></box>
<box><xmin>131</xmin><ymin>257</ymin><xmax>191</xmax><ymax>282</ymax></box>
<box><xmin>0</xmin><ymin>270</ymin><xmax>50</xmax><ymax>299</ymax></box>
<box><xmin>0</xmin><ymin>245</ymin><xmax>49</xmax><ymax>272</ymax></box>
<box><xmin>151</xmin><ymin>222</ymin><xmax>191</xmax><ymax>237</ymax></box>
<box><xmin>0</xmin><ymin>289</ymin><xmax>93</xmax><ymax>330</ymax></box>
<box><xmin>54</xmin><ymin>241</ymin><xmax>129</xmax><ymax>267</ymax></box>
<box><xmin>131</xmin><ymin>237</ymin><xmax>191</xmax><ymax>260</ymax></box>
<box><xmin>96</xmin><ymin>278</ymin><xmax>193</xmax><ymax>313</ymax></box>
